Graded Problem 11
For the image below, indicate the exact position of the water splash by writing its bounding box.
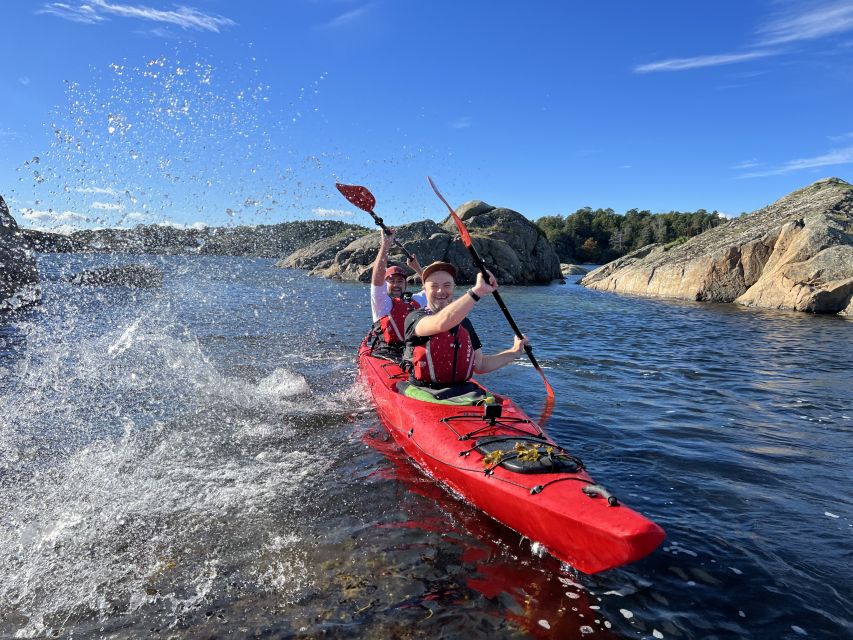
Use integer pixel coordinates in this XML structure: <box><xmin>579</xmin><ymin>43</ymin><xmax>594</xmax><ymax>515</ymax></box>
<box><xmin>13</xmin><ymin>50</ymin><xmax>336</xmax><ymax>231</ymax></box>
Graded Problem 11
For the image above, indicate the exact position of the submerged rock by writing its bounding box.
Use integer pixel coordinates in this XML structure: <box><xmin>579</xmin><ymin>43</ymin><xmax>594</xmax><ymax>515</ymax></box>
<box><xmin>580</xmin><ymin>178</ymin><xmax>853</xmax><ymax>316</ymax></box>
<box><xmin>69</xmin><ymin>264</ymin><xmax>164</xmax><ymax>288</ymax></box>
<box><xmin>0</xmin><ymin>195</ymin><xmax>40</xmax><ymax>312</ymax></box>
<box><xmin>278</xmin><ymin>201</ymin><xmax>562</xmax><ymax>285</ymax></box>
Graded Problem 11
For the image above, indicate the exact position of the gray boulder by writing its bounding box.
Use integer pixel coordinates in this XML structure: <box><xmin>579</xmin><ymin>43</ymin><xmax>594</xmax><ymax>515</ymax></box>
<box><xmin>0</xmin><ymin>195</ymin><xmax>40</xmax><ymax>311</ymax></box>
<box><xmin>580</xmin><ymin>178</ymin><xmax>853</xmax><ymax>315</ymax></box>
<box><xmin>276</xmin><ymin>229</ymin><xmax>371</xmax><ymax>271</ymax></box>
<box><xmin>69</xmin><ymin>264</ymin><xmax>164</xmax><ymax>288</ymax></box>
<box><xmin>279</xmin><ymin>201</ymin><xmax>562</xmax><ymax>285</ymax></box>
<box><xmin>561</xmin><ymin>263</ymin><xmax>589</xmax><ymax>276</ymax></box>
<box><xmin>442</xmin><ymin>201</ymin><xmax>562</xmax><ymax>284</ymax></box>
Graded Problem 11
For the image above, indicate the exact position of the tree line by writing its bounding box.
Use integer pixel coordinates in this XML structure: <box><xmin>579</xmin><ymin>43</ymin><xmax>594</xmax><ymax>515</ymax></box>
<box><xmin>536</xmin><ymin>207</ymin><xmax>725</xmax><ymax>264</ymax></box>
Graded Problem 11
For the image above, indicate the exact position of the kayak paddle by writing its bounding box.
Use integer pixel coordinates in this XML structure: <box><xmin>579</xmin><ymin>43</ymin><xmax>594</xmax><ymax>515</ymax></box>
<box><xmin>427</xmin><ymin>176</ymin><xmax>555</xmax><ymax>399</ymax></box>
<box><xmin>335</xmin><ymin>183</ymin><xmax>414</xmax><ymax>260</ymax></box>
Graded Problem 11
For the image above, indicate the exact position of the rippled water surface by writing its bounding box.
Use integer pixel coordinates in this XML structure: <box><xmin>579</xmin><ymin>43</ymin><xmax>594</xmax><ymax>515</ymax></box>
<box><xmin>1</xmin><ymin>254</ymin><xmax>850</xmax><ymax>639</ymax></box>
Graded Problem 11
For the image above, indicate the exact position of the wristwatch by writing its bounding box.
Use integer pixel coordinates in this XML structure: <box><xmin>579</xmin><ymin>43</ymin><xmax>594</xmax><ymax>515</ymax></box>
<box><xmin>468</xmin><ymin>289</ymin><xmax>481</xmax><ymax>302</ymax></box>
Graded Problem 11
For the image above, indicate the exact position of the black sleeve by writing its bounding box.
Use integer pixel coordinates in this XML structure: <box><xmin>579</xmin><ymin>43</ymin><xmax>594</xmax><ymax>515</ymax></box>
<box><xmin>404</xmin><ymin>308</ymin><xmax>428</xmax><ymax>342</ymax></box>
<box><xmin>462</xmin><ymin>318</ymin><xmax>482</xmax><ymax>351</ymax></box>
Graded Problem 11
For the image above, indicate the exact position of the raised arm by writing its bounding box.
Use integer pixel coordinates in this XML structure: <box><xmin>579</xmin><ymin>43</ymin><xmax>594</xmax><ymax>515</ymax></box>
<box><xmin>415</xmin><ymin>271</ymin><xmax>497</xmax><ymax>336</ymax></box>
<box><xmin>371</xmin><ymin>229</ymin><xmax>395</xmax><ymax>286</ymax></box>
<box><xmin>406</xmin><ymin>253</ymin><xmax>423</xmax><ymax>278</ymax></box>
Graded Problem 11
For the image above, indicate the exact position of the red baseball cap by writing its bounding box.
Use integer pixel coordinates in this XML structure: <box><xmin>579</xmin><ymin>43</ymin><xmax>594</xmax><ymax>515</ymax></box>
<box><xmin>384</xmin><ymin>265</ymin><xmax>406</xmax><ymax>280</ymax></box>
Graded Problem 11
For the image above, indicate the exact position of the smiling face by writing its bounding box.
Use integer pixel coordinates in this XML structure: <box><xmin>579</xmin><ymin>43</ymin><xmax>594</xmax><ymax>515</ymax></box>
<box><xmin>424</xmin><ymin>270</ymin><xmax>455</xmax><ymax>311</ymax></box>
<box><xmin>385</xmin><ymin>274</ymin><xmax>407</xmax><ymax>298</ymax></box>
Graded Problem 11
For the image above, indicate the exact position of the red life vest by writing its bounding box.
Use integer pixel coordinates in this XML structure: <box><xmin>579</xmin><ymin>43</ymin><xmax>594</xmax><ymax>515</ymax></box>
<box><xmin>410</xmin><ymin>323</ymin><xmax>475</xmax><ymax>386</ymax></box>
<box><xmin>377</xmin><ymin>296</ymin><xmax>420</xmax><ymax>346</ymax></box>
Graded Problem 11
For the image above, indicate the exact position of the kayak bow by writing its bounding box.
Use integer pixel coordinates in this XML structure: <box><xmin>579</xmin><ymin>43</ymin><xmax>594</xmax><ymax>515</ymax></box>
<box><xmin>358</xmin><ymin>340</ymin><xmax>665</xmax><ymax>574</ymax></box>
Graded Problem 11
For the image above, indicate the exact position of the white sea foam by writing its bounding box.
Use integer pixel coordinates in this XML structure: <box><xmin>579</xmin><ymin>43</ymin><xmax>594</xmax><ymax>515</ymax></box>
<box><xmin>0</xmin><ymin>299</ymin><xmax>348</xmax><ymax>637</ymax></box>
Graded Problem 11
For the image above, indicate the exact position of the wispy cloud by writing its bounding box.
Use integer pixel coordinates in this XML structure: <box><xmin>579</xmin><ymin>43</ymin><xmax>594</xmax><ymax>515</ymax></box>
<box><xmin>0</xmin><ymin>129</ymin><xmax>17</xmax><ymax>138</ymax></box>
<box><xmin>135</xmin><ymin>26</ymin><xmax>182</xmax><ymax>39</ymax></box>
<box><xmin>37</xmin><ymin>2</ymin><xmax>105</xmax><ymax>24</ymax></box>
<box><xmin>636</xmin><ymin>1</ymin><xmax>853</xmax><ymax>74</ymax></box>
<box><xmin>91</xmin><ymin>201</ymin><xmax>124</xmax><ymax>211</ymax></box>
<box><xmin>18</xmin><ymin>76</ymin><xmax>31</xmax><ymax>86</ymax></box>
<box><xmin>731</xmin><ymin>158</ymin><xmax>760</xmax><ymax>170</ymax></box>
<box><xmin>313</xmin><ymin>208</ymin><xmax>353</xmax><ymax>218</ymax></box>
<box><xmin>74</xmin><ymin>186</ymin><xmax>119</xmax><ymax>195</ymax></box>
<box><xmin>320</xmin><ymin>3</ymin><xmax>372</xmax><ymax>29</ymax></box>
<box><xmin>739</xmin><ymin>145</ymin><xmax>853</xmax><ymax>177</ymax></box>
<box><xmin>758</xmin><ymin>1</ymin><xmax>853</xmax><ymax>45</ymax></box>
<box><xmin>451</xmin><ymin>116</ymin><xmax>472</xmax><ymax>129</ymax></box>
<box><xmin>635</xmin><ymin>50</ymin><xmax>777</xmax><ymax>73</ymax></box>
<box><xmin>827</xmin><ymin>131</ymin><xmax>853</xmax><ymax>142</ymax></box>
<box><xmin>38</xmin><ymin>0</ymin><xmax>235</xmax><ymax>32</ymax></box>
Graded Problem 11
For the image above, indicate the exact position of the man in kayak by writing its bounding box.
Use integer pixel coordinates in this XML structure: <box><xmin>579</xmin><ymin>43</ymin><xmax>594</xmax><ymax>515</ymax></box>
<box><xmin>369</xmin><ymin>228</ymin><xmax>425</xmax><ymax>360</ymax></box>
<box><xmin>401</xmin><ymin>261</ymin><xmax>527</xmax><ymax>403</ymax></box>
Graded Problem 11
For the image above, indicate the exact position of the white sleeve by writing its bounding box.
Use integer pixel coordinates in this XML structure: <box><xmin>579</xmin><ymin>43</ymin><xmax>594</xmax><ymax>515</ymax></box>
<box><xmin>371</xmin><ymin>284</ymin><xmax>392</xmax><ymax>323</ymax></box>
<box><xmin>412</xmin><ymin>290</ymin><xmax>428</xmax><ymax>308</ymax></box>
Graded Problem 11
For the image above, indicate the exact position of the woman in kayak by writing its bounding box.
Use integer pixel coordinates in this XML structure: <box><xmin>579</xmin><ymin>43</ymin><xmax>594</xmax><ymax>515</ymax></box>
<box><xmin>369</xmin><ymin>228</ymin><xmax>424</xmax><ymax>360</ymax></box>
<box><xmin>401</xmin><ymin>261</ymin><xmax>528</xmax><ymax>402</ymax></box>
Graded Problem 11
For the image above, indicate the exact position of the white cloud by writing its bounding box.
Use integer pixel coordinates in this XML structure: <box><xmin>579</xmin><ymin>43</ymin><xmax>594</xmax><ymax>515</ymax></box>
<box><xmin>123</xmin><ymin>212</ymin><xmax>147</xmax><ymax>221</ymax></box>
<box><xmin>38</xmin><ymin>0</ymin><xmax>235</xmax><ymax>32</ymax></box>
<box><xmin>635</xmin><ymin>50</ymin><xmax>777</xmax><ymax>73</ymax></box>
<box><xmin>157</xmin><ymin>220</ymin><xmax>208</xmax><ymax>230</ymax></box>
<box><xmin>451</xmin><ymin>116</ymin><xmax>472</xmax><ymax>129</ymax></box>
<box><xmin>24</xmin><ymin>223</ymin><xmax>78</xmax><ymax>235</ymax></box>
<box><xmin>321</xmin><ymin>4</ymin><xmax>372</xmax><ymax>29</ymax></box>
<box><xmin>18</xmin><ymin>76</ymin><xmax>31</xmax><ymax>86</ymax></box>
<box><xmin>136</xmin><ymin>26</ymin><xmax>181</xmax><ymax>39</ymax></box>
<box><xmin>0</xmin><ymin>129</ymin><xmax>17</xmax><ymax>138</ymax></box>
<box><xmin>827</xmin><ymin>131</ymin><xmax>853</xmax><ymax>142</ymax></box>
<box><xmin>19</xmin><ymin>208</ymin><xmax>90</xmax><ymax>223</ymax></box>
<box><xmin>731</xmin><ymin>158</ymin><xmax>760</xmax><ymax>170</ymax></box>
<box><xmin>758</xmin><ymin>1</ymin><xmax>853</xmax><ymax>45</ymax></box>
<box><xmin>37</xmin><ymin>2</ymin><xmax>105</xmax><ymax>24</ymax></box>
<box><xmin>739</xmin><ymin>145</ymin><xmax>853</xmax><ymax>177</ymax></box>
<box><xmin>91</xmin><ymin>201</ymin><xmax>124</xmax><ymax>211</ymax></box>
<box><xmin>636</xmin><ymin>2</ymin><xmax>853</xmax><ymax>75</ymax></box>
<box><xmin>313</xmin><ymin>208</ymin><xmax>353</xmax><ymax>218</ymax></box>
<box><xmin>74</xmin><ymin>186</ymin><xmax>119</xmax><ymax>195</ymax></box>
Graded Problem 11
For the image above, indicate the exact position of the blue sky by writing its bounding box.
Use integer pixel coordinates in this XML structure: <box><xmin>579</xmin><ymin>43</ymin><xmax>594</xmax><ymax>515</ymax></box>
<box><xmin>1</xmin><ymin>1</ymin><xmax>852</xmax><ymax>232</ymax></box>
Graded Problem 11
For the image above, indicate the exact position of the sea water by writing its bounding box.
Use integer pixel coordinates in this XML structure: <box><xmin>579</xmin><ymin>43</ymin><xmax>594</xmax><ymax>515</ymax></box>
<box><xmin>0</xmin><ymin>254</ymin><xmax>850</xmax><ymax>639</ymax></box>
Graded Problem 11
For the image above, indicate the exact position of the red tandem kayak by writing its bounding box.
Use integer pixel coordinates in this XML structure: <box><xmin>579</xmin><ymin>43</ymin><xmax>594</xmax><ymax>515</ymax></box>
<box><xmin>358</xmin><ymin>340</ymin><xmax>665</xmax><ymax>574</ymax></box>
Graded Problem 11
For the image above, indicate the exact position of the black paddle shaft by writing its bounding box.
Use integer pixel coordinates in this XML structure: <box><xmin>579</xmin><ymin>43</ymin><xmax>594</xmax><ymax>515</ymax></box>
<box><xmin>367</xmin><ymin>210</ymin><xmax>414</xmax><ymax>260</ymax></box>
<box><xmin>465</xmin><ymin>242</ymin><xmax>541</xmax><ymax>365</ymax></box>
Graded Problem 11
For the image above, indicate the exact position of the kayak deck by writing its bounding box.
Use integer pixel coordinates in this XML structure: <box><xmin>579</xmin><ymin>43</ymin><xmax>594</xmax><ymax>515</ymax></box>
<box><xmin>358</xmin><ymin>342</ymin><xmax>665</xmax><ymax>574</ymax></box>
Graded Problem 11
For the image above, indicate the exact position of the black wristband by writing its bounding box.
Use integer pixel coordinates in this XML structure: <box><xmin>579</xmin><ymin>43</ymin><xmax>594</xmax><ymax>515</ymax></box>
<box><xmin>468</xmin><ymin>289</ymin><xmax>481</xmax><ymax>302</ymax></box>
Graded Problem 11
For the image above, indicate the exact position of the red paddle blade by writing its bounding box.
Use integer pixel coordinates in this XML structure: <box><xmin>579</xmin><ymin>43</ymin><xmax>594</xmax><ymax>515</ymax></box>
<box><xmin>427</xmin><ymin>176</ymin><xmax>473</xmax><ymax>248</ymax></box>
<box><xmin>335</xmin><ymin>183</ymin><xmax>376</xmax><ymax>212</ymax></box>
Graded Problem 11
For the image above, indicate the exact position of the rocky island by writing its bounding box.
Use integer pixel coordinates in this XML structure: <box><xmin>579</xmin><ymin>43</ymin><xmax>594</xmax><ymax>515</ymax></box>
<box><xmin>22</xmin><ymin>219</ymin><xmax>363</xmax><ymax>258</ymax></box>
<box><xmin>0</xmin><ymin>195</ymin><xmax>40</xmax><ymax>312</ymax></box>
<box><xmin>580</xmin><ymin>178</ymin><xmax>853</xmax><ymax>316</ymax></box>
<box><xmin>277</xmin><ymin>200</ymin><xmax>562</xmax><ymax>285</ymax></box>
